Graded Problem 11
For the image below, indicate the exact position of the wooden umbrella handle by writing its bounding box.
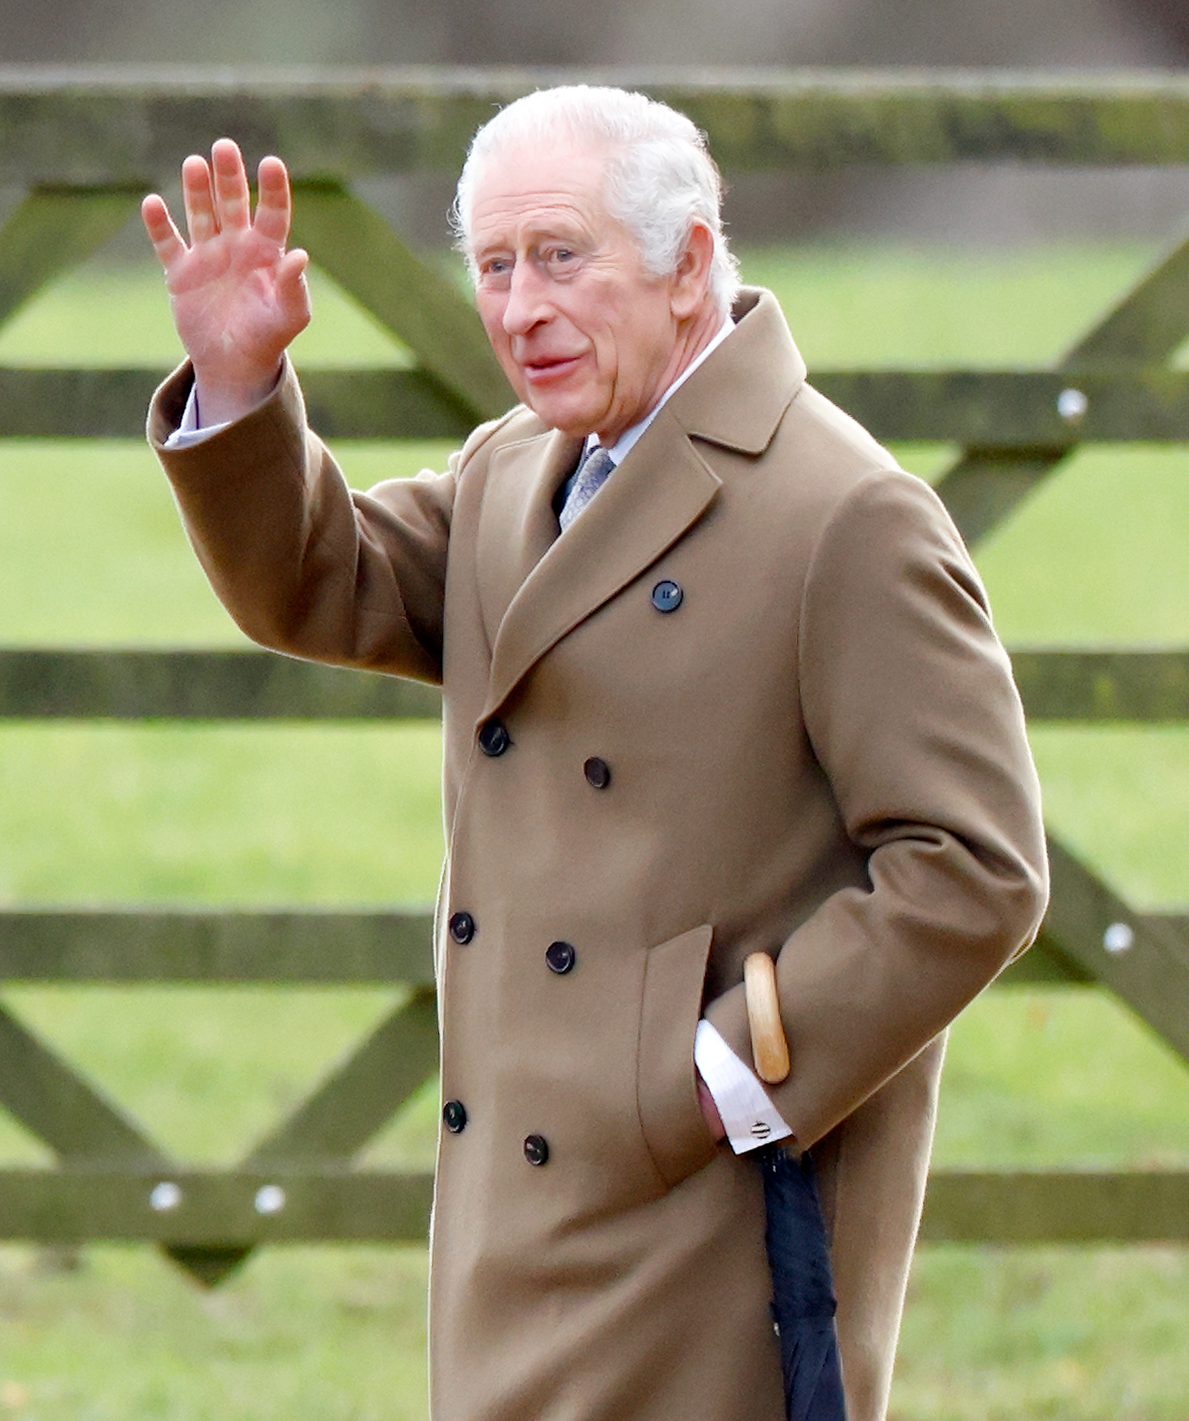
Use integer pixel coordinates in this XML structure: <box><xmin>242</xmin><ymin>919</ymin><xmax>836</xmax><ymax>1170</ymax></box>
<box><xmin>743</xmin><ymin>952</ymin><xmax>790</xmax><ymax>1085</ymax></box>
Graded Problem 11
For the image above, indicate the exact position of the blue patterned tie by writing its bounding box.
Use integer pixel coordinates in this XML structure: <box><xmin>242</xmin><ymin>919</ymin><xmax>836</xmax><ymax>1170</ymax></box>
<box><xmin>559</xmin><ymin>444</ymin><xmax>615</xmax><ymax>532</ymax></box>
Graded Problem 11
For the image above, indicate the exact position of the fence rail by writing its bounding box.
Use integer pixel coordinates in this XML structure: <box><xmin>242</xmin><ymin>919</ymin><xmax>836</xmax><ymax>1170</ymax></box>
<box><xmin>10</xmin><ymin>366</ymin><xmax>1189</xmax><ymax>444</ymax></box>
<box><xmin>1</xmin><ymin>66</ymin><xmax>1187</xmax><ymax>1282</ymax></box>
<box><xmin>4</xmin><ymin>68</ymin><xmax>1189</xmax><ymax>184</ymax></box>
<box><xmin>8</xmin><ymin>646</ymin><xmax>1189</xmax><ymax>722</ymax></box>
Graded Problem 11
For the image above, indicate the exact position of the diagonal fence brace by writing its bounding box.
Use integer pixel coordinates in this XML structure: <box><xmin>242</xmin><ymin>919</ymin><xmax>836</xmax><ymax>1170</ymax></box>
<box><xmin>167</xmin><ymin>989</ymin><xmax>440</xmax><ymax>1286</ymax></box>
<box><xmin>0</xmin><ymin>186</ymin><xmax>143</xmax><ymax>329</ymax></box>
<box><xmin>935</xmin><ymin>225</ymin><xmax>1189</xmax><ymax>544</ymax></box>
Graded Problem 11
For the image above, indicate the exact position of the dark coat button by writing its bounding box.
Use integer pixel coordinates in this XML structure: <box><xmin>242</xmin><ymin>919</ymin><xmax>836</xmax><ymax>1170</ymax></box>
<box><xmin>478</xmin><ymin>718</ymin><xmax>510</xmax><ymax>756</ymax></box>
<box><xmin>523</xmin><ymin>1134</ymin><xmax>550</xmax><ymax>1166</ymax></box>
<box><xmin>443</xmin><ymin>1100</ymin><xmax>467</xmax><ymax>1133</ymax></box>
<box><xmin>584</xmin><ymin>757</ymin><xmax>612</xmax><ymax>789</ymax></box>
<box><xmin>651</xmin><ymin>579</ymin><xmax>683</xmax><ymax>612</ymax></box>
<box><xmin>449</xmin><ymin>911</ymin><xmax>475</xmax><ymax>944</ymax></box>
<box><xmin>545</xmin><ymin>940</ymin><xmax>576</xmax><ymax>974</ymax></box>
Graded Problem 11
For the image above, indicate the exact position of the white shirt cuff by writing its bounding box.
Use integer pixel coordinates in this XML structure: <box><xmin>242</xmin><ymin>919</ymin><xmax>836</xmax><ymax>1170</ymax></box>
<box><xmin>162</xmin><ymin>385</ymin><xmax>231</xmax><ymax>450</ymax></box>
<box><xmin>694</xmin><ymin>1018</ymin><xmax>793</xmax><ymax>1154</ymax></box>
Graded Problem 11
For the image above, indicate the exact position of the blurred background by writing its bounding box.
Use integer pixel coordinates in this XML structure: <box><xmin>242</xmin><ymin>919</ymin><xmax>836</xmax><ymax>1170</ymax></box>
<box><xmin>1</xmin><ymin>0</ymin><xmax>1186</xmax><ymax>70</ymax></box>
<box><xmin>2</xmin><ymin>0</ymin><xmax>1189</xmax><ymax>245</ymax></box>
<box><xmin>1</xmin><ymin>7</ymin><xmax>1189</xmax><ymax>1420</ymax></box>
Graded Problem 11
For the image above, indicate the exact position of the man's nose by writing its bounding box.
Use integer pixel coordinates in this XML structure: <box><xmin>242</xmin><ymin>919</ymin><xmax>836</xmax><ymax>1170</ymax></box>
<box><xmin>502</xmin><ymin>262</ymin><xmax>549</xmax><ymax>334</ymax></box>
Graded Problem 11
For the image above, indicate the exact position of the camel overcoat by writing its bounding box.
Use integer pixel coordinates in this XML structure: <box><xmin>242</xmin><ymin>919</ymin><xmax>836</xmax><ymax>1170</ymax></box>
<box><xmin>150</xmin><ymin>288</ymin><xmax>1048</xmax><ymax>1421</ymax></box>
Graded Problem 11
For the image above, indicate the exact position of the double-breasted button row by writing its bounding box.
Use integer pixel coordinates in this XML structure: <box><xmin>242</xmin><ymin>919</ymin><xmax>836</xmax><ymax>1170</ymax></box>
<box><xmin>480</xmin><ymin>718</ymin><xmax>610</xmax><ymax>789</ymax></box>
<box><xmin>478</xmin><ymin>718</ymin><xmax>510</xmax><ymax>757</ymax></box>
<box><xmin>583</xmin><ymin>756</ymin><xmax>612</xmax><ymax>789</ymax></box>
<box><xmin>523</xmin><ymin>1134</ymin><xmax>550</xmax><ymax>1166</ymax></box>
<box><xmin>443</xmin><ymin>1103</ymin><xmax>548</xmax><ymax>1167</ymax></box>
<box><xmin>651</xmin><ymin>578</ymin><xmax>684</xmax><ymax>613</ymax></box>
<box><xmin>449</xmin><ymin>911</ymin><xmax>475</xmax><ymax>944</ymax></box>
<box><xmin>545</xmin><ymin>939</ymin><xmax>576</xmax><ymax>974</ymax></box>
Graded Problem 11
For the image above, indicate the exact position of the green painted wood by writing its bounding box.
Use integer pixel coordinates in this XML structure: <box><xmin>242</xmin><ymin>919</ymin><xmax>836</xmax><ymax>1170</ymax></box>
<box><xmin>0</xmin><ymin>1005</ymin><xmax>166</xmax><ymax>1164</ymax></box>
<box><xmin>0</xmin><ymin>908</ymin><xmax>435</xmax><ymax>984</ymax></box>
<box><xmin>919</xmin><ymin>1170</ymin><xmax>1189</xmax><ymax>1242</ymax></box>
<box><xmin>0</xmin><ymin>68</ymin><xmax>1185</xmax><ymax>1273</ymax></box>
<box><xmin>13</xmin><ymin>647</ymin><xmax>1189</xmax><ymax>723</ymax></box>
<box><xmin>246</xmin><ymin>991</ymin><xmax>439</xmax><ymax>1164</ymax></box>
<box><xmin>0</xmin><ymin>648</ymin><xmax>442</xmax><ymax>720</ymax></box>
<box><xmin>0</xmin><ymin>1004</ymin><xmax>225</xmax><ymax>1281</ymax></box>
<box><xmin>299</xmin><ymin>366</ymin><xmax>477</xmax><ymax>439</ymax></box>
<box><xmin>4</xmin><ymin>69</ymin><xmax>1189</xmax><ymax>186</ymax></box>
<box><xmin>291</xmin><ymin>184</ymin><xmax>511</xmax><ymax>421</ymax></box>
<box><xmin>0</xmin><ymin>186</ymin><xmax>142</xmax><ymax>326</ymax></box>
<box><xmin>0</xmin><ymin>366</ymin><xmax>159</xmax><ymax>436</ymax></box>
<box><xmin>1012</xmin><ymin>650</ymin><xmax>1189</xmax><ymax>722</ymax></box>
<box><xmin>191</xmin><ymin>990</ymin><xmax>439</xmax><ymax>1283</ymax></box>
<box><xmin>0</xmin><ymin>907</ymin><xmax>1091</xmax><ymax>987</ymax></box>
<box><xmin>0</xmin><ymin>366</ymin><xmax>475</xmax><ymax>440</ymax></box>
<box><xmin>1042</xmin><ymin>836</ymin><xmax>1189</xmax><ymax>1066</ymax></box>
<box><xmin>995</xmin><ymin>935</ymin><xmax>1095</xmax><ymax>986</ymax></box>
<box><xmin>1</xmin><ymin>1166</ymin><xmax>1184</xmax><ymax>1245</ymax></box>
<box><xmin>1066</xmin><ymin>227</ymin><xmax>1189</xmax><ymax>368</ymax></box>
<box><xmin>0</xmin><ymin>981</ymin><xmax>437</xmax><ymax>1281</ymax></box>
<box><xmin>935</xmin><ymin>228</ymin><xmax>1189</xmax><ymax>543</ymax></box>
<box><xmin>165</xmin><ymin>1245</ymin><xmax>262</xmax><ymax>1286</ymax></box>
<box><xmin>0</xmin><ymin>1167</ymin><xmax>434</xmax><ymax>1243</ymax></box>
<box><xmin>816</xmin><ymin>368</ymin><xmax>1189</xmax><ymax>444</ymax></box>
<box><xmin>933</xmin><ymin>449</ymin><xmax>1075</xmax><ymax>546</ymax></box>
<box><xmin>657</xmin><ymin>71</ymin><xmax>1189</xmax><ymax>171</ymax></box>
<box><xmin>1146</xmin><ymin>913</ymin><xmax>1189</xmax><ymax>956</ymax></box>
<box><xmin>0</xmin><ymin>908</ymin><xmax>1089</xmax><ymax>987</ymax></box>
<box><xmin>14</xmin><ymin>365</ymin><xmax>1189</xmax><ymax>443</ymax></box>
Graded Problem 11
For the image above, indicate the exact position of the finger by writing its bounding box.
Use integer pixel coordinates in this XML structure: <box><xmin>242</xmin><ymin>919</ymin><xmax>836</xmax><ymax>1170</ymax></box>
<box><xmin>276</xmin><ymin>248</ymin><xmax>313</xmax><ymax>332</ymax></box>
<box><xmin>252</xmin><ymin>154</ymin><xmax>293</xmax><ymax>247</ymax></box>
<box><xmin>278</xmin><ymin>247</ymin><xmax>310</xmax><ymax>284</ymax></box>
<box><xmin>140</xmin><ymin>193</ymin><xmax>187</xmax><ymax>270</ymax></box>
<box><xmin>210</xmin><ymin>137</ymin><xmax>253</xmax><ymax>233</ymax></box>
<box><xmin>181</xmin><ymin>153</ymin><xmax>218</xmax><ymax>244</ymax></box>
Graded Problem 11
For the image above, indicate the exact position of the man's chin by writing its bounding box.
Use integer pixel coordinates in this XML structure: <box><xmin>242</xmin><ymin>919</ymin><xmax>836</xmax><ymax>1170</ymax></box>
<box><xmin>521</xmin><ymin>393</ymin><xmax>599</xmax><ymax>439</ymax></box>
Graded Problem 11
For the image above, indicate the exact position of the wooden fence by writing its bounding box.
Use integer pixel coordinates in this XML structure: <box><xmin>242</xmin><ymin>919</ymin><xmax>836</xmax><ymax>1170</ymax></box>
<box><xmin>1</xmin><ymin>67</ymin><xmax>1188</xmax><ymax>1286</ymax></box>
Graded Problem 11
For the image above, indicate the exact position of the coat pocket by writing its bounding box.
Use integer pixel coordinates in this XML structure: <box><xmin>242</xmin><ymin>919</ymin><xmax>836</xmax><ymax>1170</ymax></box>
<box><xmin>636</xmin><ymin>923</ymin><xmax>720</xmax><ymax>1190</ymax></box>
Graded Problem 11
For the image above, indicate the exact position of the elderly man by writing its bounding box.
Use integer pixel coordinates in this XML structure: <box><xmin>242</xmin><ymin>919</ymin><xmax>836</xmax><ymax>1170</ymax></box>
<box><xmin>143</xmin><ymin>86</ymin><xmax>1047</xmax><ymax>1421</ymax></box>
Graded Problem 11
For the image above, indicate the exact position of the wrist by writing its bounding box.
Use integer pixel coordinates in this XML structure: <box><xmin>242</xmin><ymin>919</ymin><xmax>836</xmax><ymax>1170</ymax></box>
<box><xmin>192</xmin><ymin>360</ymin><xmax>284</xmax><ymax>426</ymax></box>
<box><xmin>696</xmin><ymin>1071</ymin><xmax>726</xmax><ymax>1142</ymax></box>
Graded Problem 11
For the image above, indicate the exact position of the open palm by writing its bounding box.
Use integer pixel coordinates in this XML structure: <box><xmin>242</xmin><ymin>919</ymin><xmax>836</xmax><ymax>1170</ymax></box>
<box><xmin>142</xmin><ymin>138</ymin><xmax>311</xmax><ymax>424</ymax></box>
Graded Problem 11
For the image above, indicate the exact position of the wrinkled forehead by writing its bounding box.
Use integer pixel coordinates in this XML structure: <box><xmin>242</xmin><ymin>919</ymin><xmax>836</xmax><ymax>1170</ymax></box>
<box><xmin>461</xmin><ymin>133</ymin><xmax>617</xmax><ymax>246</ymax></box>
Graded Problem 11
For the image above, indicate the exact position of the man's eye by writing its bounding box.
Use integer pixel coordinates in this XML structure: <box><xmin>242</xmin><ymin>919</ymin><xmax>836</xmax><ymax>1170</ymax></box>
<box><xmin>549</xmin><ymin>248</ymin><xmax>575</xmax><ymax>265</ymax></box>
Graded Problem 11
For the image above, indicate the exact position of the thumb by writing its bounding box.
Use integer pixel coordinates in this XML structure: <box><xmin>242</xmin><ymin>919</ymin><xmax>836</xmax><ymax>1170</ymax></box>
<box><xmin>276</xmin><ymin>248</ymin><xmax>312</xmax><ymax>333</ymax></box>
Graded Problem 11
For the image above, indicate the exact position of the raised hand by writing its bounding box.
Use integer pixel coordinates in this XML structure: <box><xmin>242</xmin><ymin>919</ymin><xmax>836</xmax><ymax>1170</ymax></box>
<box><xmin>142</xmin><ymin>138</ymin><xmax>312</xmax><ymax>426</ymax></box>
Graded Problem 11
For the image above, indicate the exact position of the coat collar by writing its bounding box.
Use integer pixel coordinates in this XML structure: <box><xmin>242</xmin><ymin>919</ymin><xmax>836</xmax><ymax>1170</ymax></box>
<box><xmin>664</xmin><ymin>287</ymin><xmax>805</xmax><ymax>454</ymax></box>
<box><xmin>474</xmin><ymin>288</ymin><xmax>804</xmax><ymax>720</ymax></box>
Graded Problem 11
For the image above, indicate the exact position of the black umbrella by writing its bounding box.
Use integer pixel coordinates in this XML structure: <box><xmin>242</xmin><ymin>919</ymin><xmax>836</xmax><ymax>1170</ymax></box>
<box><xmin>745</xmin><ymin>953</ymin><xmax>847</xmax><ymax>1421</ymax></box>
<box><xmin>756</xmin><ymin>1144</ymin><xmax>847</xmax><ymax>1421</ymax></box>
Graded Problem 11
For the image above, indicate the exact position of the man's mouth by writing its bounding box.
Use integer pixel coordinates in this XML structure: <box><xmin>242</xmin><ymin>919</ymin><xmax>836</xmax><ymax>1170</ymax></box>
<box><xmin>521</xmin><ymin>353</ymin><xmax>582</xmax><ymax>384</ymax></box>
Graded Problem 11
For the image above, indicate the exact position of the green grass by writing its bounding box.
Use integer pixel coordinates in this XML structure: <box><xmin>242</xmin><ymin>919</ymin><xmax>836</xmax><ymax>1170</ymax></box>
<box><xmin>0</xmin><ymin>242</ymin><xmax>1187</xmax><ymax>1418</ymax></box>
<box><xmin>0</xmin><ymin>1245</ymin><xmax>431</xmax><ymax>1421</ymax></box>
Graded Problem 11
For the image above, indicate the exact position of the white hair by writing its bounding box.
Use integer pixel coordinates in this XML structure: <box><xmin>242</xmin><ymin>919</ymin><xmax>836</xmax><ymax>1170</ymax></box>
<box><xmin>452</xmin><ymin>85</ymin><xmax>740</xmax><ymax>317</ymax></box>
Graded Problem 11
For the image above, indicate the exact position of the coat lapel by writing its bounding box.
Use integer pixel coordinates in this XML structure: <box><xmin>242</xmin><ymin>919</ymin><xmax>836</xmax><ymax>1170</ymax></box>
<box><xmin>480</xmin><ymin>409</ymin><xmax>721</xmax><ymax>720</ymax></box>
<box><xmin>473</xmin><ymin>288</ymin><xmax>803</xmax><ymax>721</ymax></box>
<box><xmin>474</xmin><ymin>427</ymin><xmax>583</xmax><ymax>654</ymax></box>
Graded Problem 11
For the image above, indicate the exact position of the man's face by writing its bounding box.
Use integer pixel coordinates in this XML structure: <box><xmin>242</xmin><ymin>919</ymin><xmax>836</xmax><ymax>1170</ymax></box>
<box><xmin>468</xmin><ymin>141</ymin><xmax>693</xmax><ymax>445</ymax></box>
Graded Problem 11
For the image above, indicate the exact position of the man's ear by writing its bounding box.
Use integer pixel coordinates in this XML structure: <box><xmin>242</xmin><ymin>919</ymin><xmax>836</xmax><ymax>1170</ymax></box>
<box><xmin>669</xmin><ymin>221</ymin><xmax>715</xmax><ymax>320</ymax></box>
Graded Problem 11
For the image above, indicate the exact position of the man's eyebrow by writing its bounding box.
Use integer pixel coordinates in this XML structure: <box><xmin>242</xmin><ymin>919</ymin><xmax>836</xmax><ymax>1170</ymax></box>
<box><xmin>473</xmin><ymin>227</ymin><xmax>586</xmax><ymax>261</ymax></box>
<box><xmin>471</xmin><ymin>236</ymin><xmax>514</xmax><ymax>261</ymax></box>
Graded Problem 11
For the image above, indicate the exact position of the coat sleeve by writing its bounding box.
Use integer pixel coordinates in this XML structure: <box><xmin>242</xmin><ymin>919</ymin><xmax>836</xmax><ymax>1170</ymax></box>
<box><xmin>704</xmin><ymin>467</ymin><xmax>1049</xmax><ymax>1150</ymax></box>
<box><xmin>149</xmin><ymin>357</ymin><xmax>476</xmax><ymax>684</ymax></box>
